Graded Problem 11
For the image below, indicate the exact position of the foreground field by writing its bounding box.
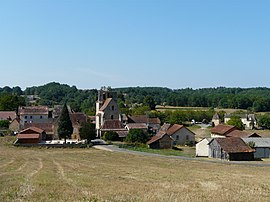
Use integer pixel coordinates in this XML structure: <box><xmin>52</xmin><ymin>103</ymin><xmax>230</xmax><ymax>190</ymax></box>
<box><xmin>1</xmin><ymin>140</ymin><xmax>270</xmax><ymax>201</ymax></box>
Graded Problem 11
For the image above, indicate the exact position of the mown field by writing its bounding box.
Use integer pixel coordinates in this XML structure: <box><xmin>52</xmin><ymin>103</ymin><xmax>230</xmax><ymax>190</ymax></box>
<box><xmin>1</xmin><ymin>137</ymin><xmax>270</xmax><ymax>202</ymax></box>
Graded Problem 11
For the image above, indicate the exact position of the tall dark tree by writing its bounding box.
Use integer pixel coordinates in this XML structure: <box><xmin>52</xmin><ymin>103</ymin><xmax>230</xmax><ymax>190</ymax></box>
<box><xmin>57</xmin><ymin>104</ymin><xmax>73</xmax><ymax>143</ymax></box>
<box><xmin>143</xmin><ymin>95</ymin><xmax>156</xmax><ymax>110</ymax></box>
<box><xmin>79</xmin><ymin>122</ymin><xmax>96</xmax><ymax>142</ymax></box>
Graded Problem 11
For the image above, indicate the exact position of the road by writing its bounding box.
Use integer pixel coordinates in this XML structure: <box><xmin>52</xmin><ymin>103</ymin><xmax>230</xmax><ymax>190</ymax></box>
<box><xmin>93</xmin><ymin>144</ymin><xmax>270</xmax><ymax>167</ymax></box>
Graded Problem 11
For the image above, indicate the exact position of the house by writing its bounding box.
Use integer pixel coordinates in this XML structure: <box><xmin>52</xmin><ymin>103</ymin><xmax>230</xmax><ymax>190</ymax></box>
<box><xmin>69</xmin><ymin>112</ymin><xmax>87</xmax><ymax>140</ymax></box>
<box><xmin>166</xmin><ymin>124</ymin><xmax>195</xmax><ymax>145</ymax></box>
<box><xmin>125</xmin><ymin>123</ymin><xmax>148</xmax><ymax>132</ymax></box>
<box><xmin>0</xmin><ymin>111</ymin><xmax>17</xmax><ymax>121</ymax></box>
<box><xmin>226</xmin><ymin>130</ymin><xmax>261</xmax><ymax>138</ymax></box>
<box><xmin>96</xmin><ymin>87</ymin><xmax>122</xmax><ymax>137</ymax></box>
<box><xmin>147</xmin><ymin>131</ymin><xmax>173</xmax><ymax>149</ymax></box>
<box><xmin>9</xmin><ymin>118</ymin><xmax>20</xmax><ymax>133</ymax></box>
<box><xmin>224</xmin><ymin>113</ymin><xmax>257</xmax><ymax>129</ymax></box>
<box><xmin>18</xmin><ymin>106</ymin><xmax>50</xmax><ymax>128</ymax></box>
<box><xmin>15</xmin><ymin>127</ymin><xmax>46</xmax><ymax>144</ymax></box>
<box><xmin>196</xmin><ymin>138</ymin><xmax>213</xmax><ymax>157</ymax></box>
<box><xmin>208</xmin><ymin>137</ymin><xmax>254</xmax><ymax>161</ymax></box>
<box><xmin>211</xmin><ymin>113</ymin><xmax>221</xmax><ymax>127</ymax></box>
<box><xmin>24</xmin><ymin>122</ymin><xmax>55</xmax><ymax>140</ymax></box>
<box><xmin>242</xmin><ymin>138</ymin><xmax>270</xmax><ymax>159</ymax></box>
<box><xmin>211</xmin><ymin>124</ymin><xmax>237</xmax><ymax>138</ymax></box>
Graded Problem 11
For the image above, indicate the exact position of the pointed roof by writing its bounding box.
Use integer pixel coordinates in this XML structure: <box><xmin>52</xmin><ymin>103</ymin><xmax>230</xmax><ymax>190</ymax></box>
<box><xmin>147</xmin><ymin>131</ymin><xmax>171</xmax><ymax>145</ymax></box>
<box><xmin>167</xmin><ymin>124</ymin><xmax>184</xmax><ymax>135</ymax></box>
<box><xmin>211</xmin><ymin>124</ymin><xmax>237</xmax><ymax>136</ymax></box>
<box><xmin>212</xmin><ymin>113</ymin><xmax>220</xmax><ymax>120</ymax></box>
<box><xmin>19</xmin><ymin>127</ymin><xmax>45</xmax><ymax>134</ymax></box>
<box><xmin>99</xmin><ymin>98</ymin><xmax>113</xmax><ymax>111</ymax></box>
<box><xmin>210</xmin><ymin>137</ymin><xmax>254</xmax><ymax>153</ymax></box>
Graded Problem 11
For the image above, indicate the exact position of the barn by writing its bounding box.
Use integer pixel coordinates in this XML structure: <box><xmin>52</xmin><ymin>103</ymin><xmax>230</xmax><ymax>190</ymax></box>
<box><xmin>196</xmin><ymin>138</ymin><xmax>213</xmax><ymax>157</ymax></box>
<box><xmin>208</xmin><ymin>137</ymin><xmax>254</xmax><ymax>161</ymax></box>
<box><xmin>242</xmin><ymin>138</ymin><xmax>270</xmax><ymax>159</ymax></box>
<box><xmin>147</xmin><ymin>131</ymin><xmax>173</xmax><ymax>149</ymax></box>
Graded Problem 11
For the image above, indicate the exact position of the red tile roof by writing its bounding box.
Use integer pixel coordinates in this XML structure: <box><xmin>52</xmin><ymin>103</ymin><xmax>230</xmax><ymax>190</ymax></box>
<box><xmin>102</xmin><ymin>120</ymin><xmax>124</xmax><ymax>130</ymax></box>
<box><xmin>214</xmin><ymin>137</ymin><xmax>254</xmax><ymax>153</ymax></box>
<box><xmin>116</xmin><ymin>130</ymin><xmax>129</xmax><ymax>138</ymax></box>
<box><xmin>24</xmin><ymin>123</ymin><xmax>54</xmax><ymax>133</ymax></box>
<box><xmin>167</xmin><ymin>124</ymin><xmax>184</xmax><ymax>135</ymax></box>
<box><xmin>226</xmin><ymin>130</ymin><xmax>261</xmax><ymax>138</ymax></box>
<box><xmin>0</xmin><ymin>111</ymin><xmax>17</xmax><ymax>121</ymax></box>
<box><xmin>19</xmin><ymin>106</ymin><xmax>49</xmax><ymax>115</ymax></box>
<box><xmin>99</xmin><ymin>98</ymin><xmax>113</xmax><ymax>111</ymax></box>
<box><xmin>126</xmin><ymin>123</ymin><xmax>148</xmax><ymax>130</ymax></box>
<box><xmin>211</xmin><ymin>124</ymin><xmax>237</xmax><ymax>136</ymax></box>
<box><xmin>128</xmin><ymin>115</ymin><xmax>161</xmax><ymax>124</ymax></box>
<box><xmin>17</xmin><ymin>133</ymin><xmax>40</xmax><ymax>139</ymax></box>
<box><xmin>20</xmin><ymin>127</ymin><xmax>45</xmax><ymax>134</ymax></box>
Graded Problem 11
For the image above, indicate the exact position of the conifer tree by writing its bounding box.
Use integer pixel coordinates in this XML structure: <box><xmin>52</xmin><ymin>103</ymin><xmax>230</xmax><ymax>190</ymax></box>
<box><xmin>57</xmin><ymin>103</ymin><xmax>73</xmax><ymax>143</ymax></box>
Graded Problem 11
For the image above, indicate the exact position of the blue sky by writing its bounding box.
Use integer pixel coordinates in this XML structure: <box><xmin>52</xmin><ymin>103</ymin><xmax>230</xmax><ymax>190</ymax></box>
<box><xmin>0</xmin><ymin>0</ymin><xmax>270</xmax><ymax>90</ymax></box>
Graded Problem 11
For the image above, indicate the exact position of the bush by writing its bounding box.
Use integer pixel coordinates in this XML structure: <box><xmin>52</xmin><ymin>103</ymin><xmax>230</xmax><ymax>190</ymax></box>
<box><xmin>102</xmin><ymin>131</ymin><xmax>119</xmax><ymax>141</ymax></box>
<box><xmin>125</xmin><ymin>129</ymin><xmax>149</xmax><ymax>143</ymax></box>
<box><xmin>0</xmin><ymin>120</ymin><xmax>10</xmax><ymax>128</ymax></box>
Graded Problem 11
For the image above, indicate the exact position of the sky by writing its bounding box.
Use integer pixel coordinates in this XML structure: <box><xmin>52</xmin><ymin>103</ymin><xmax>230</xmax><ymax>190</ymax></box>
<box><xmin>0</xmin><ymin>0</ymin><xmax>270</xmax><ymax>90</ymax></box>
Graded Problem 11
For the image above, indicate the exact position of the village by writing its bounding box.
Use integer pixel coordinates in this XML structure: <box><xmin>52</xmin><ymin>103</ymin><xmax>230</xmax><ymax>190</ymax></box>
<box><xmin>1</xmin><ymin>87</ymin><xmax>270</xmax><ymax>162</ymax></box>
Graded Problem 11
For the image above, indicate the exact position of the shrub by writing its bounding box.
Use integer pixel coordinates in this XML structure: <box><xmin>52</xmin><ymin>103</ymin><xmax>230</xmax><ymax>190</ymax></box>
<box><xmin>125</xmin><ymin>129</ymin><xmax>149</xmax><ymax>143</ymax></box>
<box><xmin>102</xmin><ymin>131</ymin><xmax>119</xmax><ymax>141</ymax></box>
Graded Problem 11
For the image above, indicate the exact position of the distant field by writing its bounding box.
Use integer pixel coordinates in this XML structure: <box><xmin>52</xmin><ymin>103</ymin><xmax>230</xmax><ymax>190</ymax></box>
<box><xmin>156</xmin><ymin>105</ymin><xmax>210</xmax><ymax>112</ymax></box>
<box><xmin>1</xmin><ymin>137</ymin><xmax>270</xmax><ymax>201</ymax></box>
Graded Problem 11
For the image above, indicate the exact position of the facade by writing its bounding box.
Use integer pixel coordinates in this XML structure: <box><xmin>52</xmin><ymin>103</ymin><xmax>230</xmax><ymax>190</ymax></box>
<box><xmin>208</xmin><ymin>137</ymin><xmax>254</xmax><ymax>161</ymax></box>
<box><xmin>96</xmin><ymin>87</ymin><xmax>121</xmax><ymax>137</ymax></box>
<box><xmin>9</xmin><ymin>118</ymin><xmax>20</xmax><ymax>133</ymax></box>
<box><xmin>69</xmin><ymin>112</ymin><xmax>87</xmax><ymax>140</ymax></box>
<box><xmin>127</xmin><ymin>115</ymin><xmax>161</xmax><ymax>134</ymax></box>
<box><xmin>211</xmin><ymin>124</ymin><xmax>237</xmax><ymax>138</ymax></box>
<box><xmin>242</xmin><ymin>138</ymin><xmax>270</xmax><ymax>158</ymax></box>
<box><xmin>147</xmin><ymin>131</ymin><xmax>173</xmax><ymax>149</ymax></box>
<box><xmin>18</xmin><ymin>106</ymin><xmax>50</xmax><ymax>128</ymax></box>
<box><xmin>196</xmin><ymin>138</ymin><xmax>213</xmax><ymax>157</ymax></box>
<box><xmin>125</xmin><ymin>123</ymin><xmax>148</xmax><ymax>132</ymax></box>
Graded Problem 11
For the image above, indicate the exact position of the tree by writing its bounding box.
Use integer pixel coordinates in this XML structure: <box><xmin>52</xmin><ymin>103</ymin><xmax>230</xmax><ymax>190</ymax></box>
<box><xmin>258</xmin><ymin>114</ymin><xmax>270</xmax><ymax>129</ymax></box>
<box><xmin>102</xmin><ymin>131</ymin><xmax>119</xmax><ymax>141</ymax></box>
<box><xmin>143</xmin><ymin>95</ymin><xmax>156</xmax><ymax>110</ymax></box>
<box><xmin>125</xmin><ymin>129</ymin><xmax>149</xmax><ymax>143</ymax></box>
<box><xmin>0</xmin><ymin>94</ymin><xmax>25</xmax><ymax>111</ymax></box>
<box><xmin>57</xmin><ymin>104</ymin><xmax>73</xmax><ymax>143</ymax></box>
<box><xmin>79</xmin><ymin>122</ymin><xmax>96</xmax><ymax>142</ymax></box>
<box><xmin>0</xmin><ymin>120</ymin><xmax>10</xmax><ymax>128</ymax></box>
<box><xmin>227</xmin><ymin>116</ymin><xmax>245</xmax><ymax>130</ymax></box>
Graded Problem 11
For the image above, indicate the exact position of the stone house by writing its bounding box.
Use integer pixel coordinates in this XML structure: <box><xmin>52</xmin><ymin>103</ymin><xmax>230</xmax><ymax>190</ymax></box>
<box><xmin>211</xmin><ymin>113</ymin><xmax>221</xmax><ymax>127</ymax></box>
<box><xmin>0</xmin><ymin>111</ymin><xmax>17</xmax><ymax>121</ymax></box>
<box><xmin>224</xmin><ymin>113</ymin><xmax>257</xmax><ymax>129</ymax></box>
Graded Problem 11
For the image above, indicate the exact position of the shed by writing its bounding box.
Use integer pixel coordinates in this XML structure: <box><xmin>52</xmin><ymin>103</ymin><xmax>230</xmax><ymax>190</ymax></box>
<box><xmin>242</xmin><ymin>138</ymin><xmax>270</xmax><ymax>159</ymax></box>
<box><xmin>147</xmin><ymin>131</ymin><xmax>173</xmax><ymax>149</ymax></box>
<box><xmin>208</xmin><ymin>137</ymin><xmax>254</xmax><ymax>161</ymax></box>
<box><xmin>16</xmin><ymin>127</ymin><xmax>46</xmax><ymax>144</ymax></box>
<box><xmin>196</xmin><ymin>138</ymin><xmax>213</xmax><ymax>157</ymax></box>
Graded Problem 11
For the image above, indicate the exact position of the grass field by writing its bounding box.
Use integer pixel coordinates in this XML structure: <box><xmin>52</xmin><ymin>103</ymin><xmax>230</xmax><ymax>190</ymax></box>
<box><xmin>1</xmin><ymin>137</ymin><xmax>270</xmax><ymax>202</ymax></box>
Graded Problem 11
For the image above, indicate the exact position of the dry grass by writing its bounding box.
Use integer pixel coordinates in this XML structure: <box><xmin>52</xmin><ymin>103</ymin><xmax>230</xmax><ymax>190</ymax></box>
<box><xmin>0</xmin><ymin>139</ymin><xmax>270</xmax><ymax>201</ymax></box>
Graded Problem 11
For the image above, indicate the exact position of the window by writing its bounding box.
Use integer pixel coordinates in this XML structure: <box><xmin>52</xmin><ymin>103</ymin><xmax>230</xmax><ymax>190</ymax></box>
<box><xmin>186</xmin><ymin>135</ymin><xmax>189</xmax><ymax>141</ymax></box>
<box><xmin>111</xmin><ymin>115</ymin><xmax>114</xmax><ymax>120</ymax></box>
<box><xmin>40</xmin><ymin>116</ymin><xmax>43</xmax><ymax>119</ymax></box>
<box><xmin>30</xmin><ymin>116</ymin><xmax>33</xmax><ymax>119</ymax></box>
<box><xmin>25</xmin><ymin>116</ymin><xmax>27</xmax><ymax>119</ymax></box>
<box><xmin>112</xmin><ymin>105</ymin><xmax>115</xmax><ymax>111</ymax></box>
<box><xmin>176</xmin><ymin>135</ymin><xmax>179</xmax><ymax>140</ymax></box>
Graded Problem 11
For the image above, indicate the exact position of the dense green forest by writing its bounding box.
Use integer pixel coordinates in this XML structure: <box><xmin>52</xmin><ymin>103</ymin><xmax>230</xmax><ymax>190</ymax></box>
<box><xmin>1</xmin><ymin>83</ymin><xmax>270</xmax><ymax>115</ymax></box>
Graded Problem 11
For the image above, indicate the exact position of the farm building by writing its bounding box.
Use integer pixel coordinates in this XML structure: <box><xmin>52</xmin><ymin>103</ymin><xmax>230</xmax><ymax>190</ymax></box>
<box><xmin>211</xmin><ymin>113</ymin><xmax>221</xmax><ymax>127</ymax></box>
<box><xmin>208</xmin><ymin>137</ymin><xmax>254</xmax><ymax>161</ymax></box>
<box><xmin>147</xmin><ymin>131</ymin><xmax>173</xmax><ymax>149</ymax></box>
<box><xmin>211</xmin><ymin>124</ymin><xmax>237</xmax><ymax>138</ymax></box>
<box><xmin>15</xmin><ymin>127</ymin><xmax>46</xmax><ymax>144</ymax></box>
<box><xmin>196</xmin><ymin>138</ymin><xmax>213</xmax><ymax>157</ymax></box>
<box><xmin>242</xmin><ymin>138</ymin><xmax>270</xmax><ymax>159</ymax></box>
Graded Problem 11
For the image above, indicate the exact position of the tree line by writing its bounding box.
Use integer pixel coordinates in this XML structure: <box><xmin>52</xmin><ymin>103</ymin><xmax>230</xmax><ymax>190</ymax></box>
<box><xmin>2</xmin><ymin>83</ymin><xmax>270</xmax><ymax>115</ymax></box>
